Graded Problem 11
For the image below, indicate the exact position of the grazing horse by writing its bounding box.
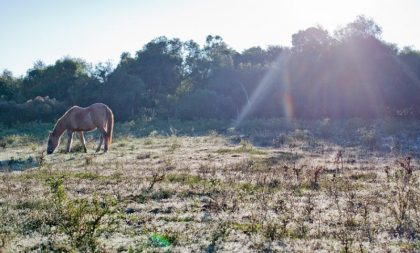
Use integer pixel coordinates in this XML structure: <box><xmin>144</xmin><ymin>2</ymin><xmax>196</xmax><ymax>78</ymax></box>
<box><xmin>47</xmin><ymin>103</ymin><xmax>114</xmax><ymax>154</ymax></box>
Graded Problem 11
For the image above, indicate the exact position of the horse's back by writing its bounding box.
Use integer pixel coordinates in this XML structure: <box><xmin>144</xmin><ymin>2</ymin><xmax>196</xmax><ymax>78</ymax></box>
<box><xmin>67</xmin><ymin>105</ymin><xmax>82</xmax><ymax>112</ymax></box>
<box><xmin>88</xmin><ymin>103</ymin><xmax>110</xmax><ymax>111</ymax></box>
<box><xmin>65</xmin><ymin>106</ymin><xmax>94</xmax><ymax>131</ymax></box>
<box><xmin>86</xmin><ymin>103</ymin><xmax>113</xmax><ymax>127</ymax></box>
<box><xmin>58</xmin><ymin>103</ymin><xmax>112</xmax><ymax>132</ymax></box>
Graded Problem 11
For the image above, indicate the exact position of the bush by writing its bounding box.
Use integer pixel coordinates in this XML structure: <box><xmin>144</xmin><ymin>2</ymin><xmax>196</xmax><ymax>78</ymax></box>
<box><xmin>357</xmin><ymin>127</ymin><xmax>378</xmax><ymax>150</ymax></box>
<box><xmin>47</xmin><ymin>177</ymin><xmax>115</xmax><ymax>252</ymax></box>
<box><xmin>0</xmin><ymin>96</ymin><xmax>66</xmax><ymax>125</ymax></box>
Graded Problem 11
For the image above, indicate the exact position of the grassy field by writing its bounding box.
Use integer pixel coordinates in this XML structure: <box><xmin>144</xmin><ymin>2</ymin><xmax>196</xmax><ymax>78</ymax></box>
<box><xmin>0</xmin><ymin>119</ymin><xmax>419</xmax><ymax>252</ymax></box>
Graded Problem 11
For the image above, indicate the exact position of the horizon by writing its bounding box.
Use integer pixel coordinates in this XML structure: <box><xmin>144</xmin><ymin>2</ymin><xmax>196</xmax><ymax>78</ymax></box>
<box><xmin>1</xmin><ymin>0</ymin><xmax>419</xmax><ymax>76</ymax></box>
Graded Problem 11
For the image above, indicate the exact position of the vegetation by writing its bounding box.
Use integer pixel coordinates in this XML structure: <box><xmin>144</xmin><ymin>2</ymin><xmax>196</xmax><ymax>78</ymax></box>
<box><xmin>1</xmin><ymin>13</ymin><xmax>420</xmax><ymax>253</ymax></box>
<box><xmin>2</xmin><ymin>16</ymin><xmax>420</xmax><ymax>126</ymax></box>
<box><xmin>0</xmin><ymin>120</ymin><xmax>420</xmax><ymax>252</ymax></box>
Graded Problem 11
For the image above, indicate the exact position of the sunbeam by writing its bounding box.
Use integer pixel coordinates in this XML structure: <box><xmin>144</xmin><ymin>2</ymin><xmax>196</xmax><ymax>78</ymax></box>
<box><xmin>233</xmin><ymin>52</ymin><xmax>291</xmax><ymax>127</ymax></box>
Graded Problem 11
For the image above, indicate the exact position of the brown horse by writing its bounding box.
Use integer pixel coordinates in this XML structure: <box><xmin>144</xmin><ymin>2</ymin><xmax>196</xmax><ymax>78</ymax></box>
<box><xmin>47</xmin><ymin>103</ymin><xmax>114</xmax><ymax>154</ymax></box>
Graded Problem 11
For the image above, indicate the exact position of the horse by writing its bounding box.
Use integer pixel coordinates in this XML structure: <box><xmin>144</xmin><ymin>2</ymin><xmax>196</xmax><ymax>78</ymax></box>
<box><xmin>47</xmin><ymin>103</ymin><xmax>114</xmax><ymax>154</ymax></box>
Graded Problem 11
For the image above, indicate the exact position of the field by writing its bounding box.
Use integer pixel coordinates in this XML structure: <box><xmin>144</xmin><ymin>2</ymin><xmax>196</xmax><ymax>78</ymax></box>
<box><xmin>0</xmin><ymin>119</ymin><xmax>419</xmax><ymax>252</ymax></box>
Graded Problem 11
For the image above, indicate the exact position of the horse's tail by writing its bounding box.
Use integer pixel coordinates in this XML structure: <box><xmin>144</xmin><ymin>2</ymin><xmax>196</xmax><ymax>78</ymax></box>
<box><xmin>106</xmin><ymin>107</ymin><xmax>114</xmax><ymax>147</ymax></box>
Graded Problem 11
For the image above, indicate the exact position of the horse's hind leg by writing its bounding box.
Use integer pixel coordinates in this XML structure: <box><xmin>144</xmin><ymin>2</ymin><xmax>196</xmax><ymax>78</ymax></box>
<box><xmin>97</xmin><ymin>126</ymin><xmax>109</xmax><ymax>152</ymax></box>
<box><xmin>78</xmin><ymin>132</ymin><xmax>87</xmax><ymax>153</ymax></box>
<box><xmin>66</xmin><ymin>130</ymin><xmax>73</xmax><ymax>153</ymax></box>
<box><xmin>96</xmin><ymin>135</ymin><xmax>103</xmax><ymax>152</ymax></box>
<box><xmin>103</xmin><ymin>132</ymin><xmax>109</xmax><ymax>152</ymax></box>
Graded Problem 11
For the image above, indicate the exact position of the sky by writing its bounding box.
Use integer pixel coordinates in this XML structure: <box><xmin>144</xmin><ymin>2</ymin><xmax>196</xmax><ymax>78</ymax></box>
<box><xmin>1</xmin><ymin>0</ymin><xmax>419</xmax><ymax>76</ymax></box>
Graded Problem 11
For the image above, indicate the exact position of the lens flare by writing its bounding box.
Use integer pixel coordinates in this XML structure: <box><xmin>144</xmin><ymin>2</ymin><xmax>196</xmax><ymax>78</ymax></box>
<box><xmin>280</xmin><ymin>61</ymin><xmax>293</xmax><ymax>120</ymax></box>
<box><xmin>282</xmin><ymin>91</ymin><xmax>294</xmax><ymax>119</ymax></box>
<box><xmin>234</xmin><ymin>52</ymin><xmax>291</xmax><ymax>127</ymax></box>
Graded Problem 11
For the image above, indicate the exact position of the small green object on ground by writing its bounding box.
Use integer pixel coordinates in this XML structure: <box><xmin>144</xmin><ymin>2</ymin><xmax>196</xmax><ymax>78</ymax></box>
<box><xmin>150</xmin><ymin>233</ymin><xmax>171</xmax><ymax>247</ymax></box>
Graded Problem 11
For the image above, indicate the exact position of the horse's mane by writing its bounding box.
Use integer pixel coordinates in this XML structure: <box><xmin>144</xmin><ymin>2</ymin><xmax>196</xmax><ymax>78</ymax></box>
<box><xmin>52</xmin><ymin>108</ymin><xmax>73</xmax><ymax>136</ymax></box>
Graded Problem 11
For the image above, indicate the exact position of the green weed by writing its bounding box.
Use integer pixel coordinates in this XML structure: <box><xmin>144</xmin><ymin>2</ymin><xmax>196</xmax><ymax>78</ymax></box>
<box><xmin>47</xmin><ymin>177</ymin><xmax>116</xmax><ymax>252</ymax></box>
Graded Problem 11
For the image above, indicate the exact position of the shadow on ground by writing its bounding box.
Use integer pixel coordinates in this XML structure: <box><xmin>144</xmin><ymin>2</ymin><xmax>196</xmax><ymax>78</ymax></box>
<box><xmin>0</xmin><ymin>157</ymin><xmax>40</xmax><ymax>172</ymax></box>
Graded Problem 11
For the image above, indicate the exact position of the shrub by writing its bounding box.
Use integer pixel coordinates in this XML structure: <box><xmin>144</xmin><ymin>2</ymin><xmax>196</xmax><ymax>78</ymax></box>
<box><xmin>0</xmin><ymin>96</ymin><xmax>66</xmax><ymax>125</ymax></box>
<box><xmin>357</xmin><ymin>127</ymin><xmax>378</xmax><ymax>150</ymax></box>
<box><xmin>47</xmin><ymin>177</ymin><xmax>115</xmax><ymax>252</ymax></box>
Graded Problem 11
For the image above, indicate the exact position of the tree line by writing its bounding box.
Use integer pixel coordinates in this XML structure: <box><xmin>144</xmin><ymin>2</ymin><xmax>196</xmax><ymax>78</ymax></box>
<box><xmin>1</xmin><ymin>16</ymin><xmax>420</xmax><ymax>125</ymax></box>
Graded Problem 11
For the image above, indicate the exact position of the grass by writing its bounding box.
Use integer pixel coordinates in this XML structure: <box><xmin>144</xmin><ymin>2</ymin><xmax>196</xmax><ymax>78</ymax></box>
<box><xmin>216</xmin><ymin>140</ymin><xmax>267</xmax><ymax>155</ymax></box>
<box><xmin>0</xmin><ymin>118</ymin><xmax>420</xmax><ymax>252</ymax></box>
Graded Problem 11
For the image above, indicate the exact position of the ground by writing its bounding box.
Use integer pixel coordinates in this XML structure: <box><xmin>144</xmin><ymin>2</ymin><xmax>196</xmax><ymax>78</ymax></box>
<box><xmin>0</xmin><ymin>119</ymin><xmax>419</xmax><ymax>252</ymax></box>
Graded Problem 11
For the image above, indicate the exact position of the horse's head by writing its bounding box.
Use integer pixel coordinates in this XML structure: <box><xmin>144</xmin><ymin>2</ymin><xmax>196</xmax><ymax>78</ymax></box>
<box><xmin>47</xmin><ymin>131</ymin><xmax>60</xmax><ymax>154</ymax></box>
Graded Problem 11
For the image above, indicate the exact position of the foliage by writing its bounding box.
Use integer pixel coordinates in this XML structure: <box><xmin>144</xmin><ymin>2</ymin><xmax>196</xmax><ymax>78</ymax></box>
<box><xmin>1</xmin><ymin>125</ymin><xmax>420</xmax><ymax>251</ymax></box>
<box><xmin>2</xmin><ymin>17</ymin><xmax>420</xmax><ymax>124</ymax></box>
<box><xmin>177</xmin><ymin>89</ymin><xmax>234</xmax><ymax>119</ymax></box>
<box><xmin>0</xmin><ymin>96</ymin><xmax>65</xmax><ymax>126</ymax></box>
<box><xmin>47</xmin><ymin>177</ymin><xmax>115</xmax><ymax>252</ymax></box>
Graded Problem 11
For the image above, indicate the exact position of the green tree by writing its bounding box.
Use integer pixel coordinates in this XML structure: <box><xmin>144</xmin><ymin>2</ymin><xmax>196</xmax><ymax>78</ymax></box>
<box><xmin>127</xmin><ymin>37</ymin><xmax>185</xmax><ymax>117</ymax></box>
<box><xmin>0</xmin><ymin>70</ymin><xmax>22</xmax><ymax>101</ymax></box>
<box><xmin>22</xmin><ymin>58</ymin><xmax>93</xmax><ymax>102</ymax></box>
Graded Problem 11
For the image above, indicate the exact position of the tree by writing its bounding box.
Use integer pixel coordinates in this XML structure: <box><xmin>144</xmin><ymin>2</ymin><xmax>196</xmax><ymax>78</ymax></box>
<box><xmin>335</xmin><ymin>15</ymin><xmax>382</xmax><ymax>40</ymax></box>
<box><xmin>3</xmin><ymin>17</ymin><xmax>420</xmax><ymax>123</ymax></box>
<box><xmin>292</xmin><ymin>26</ymin><xmax>332</xmax><ymax>53</ymax></box>
<box><xmin>93</xmin><ymin>61</ymin><xmax>114</xmax><ymax>83</ymax></box>
<box><xmin>22</xmin><ymin>58</ymin><xmax>94</xmax><ymax>102</ymax></box>
<box><xmin>0</xmin><ymin>70</ymin><xmax>22</xmax><ymax>101</ymax></box>
<box><xmin>101</xmin><ymin>68</ymin><xmax>148</xmax><ymax>121</ymax></box>
<box><xmin>127</xmin><ymin>37</ymin><xmax>185</xmax><ymax>117</ymax></box>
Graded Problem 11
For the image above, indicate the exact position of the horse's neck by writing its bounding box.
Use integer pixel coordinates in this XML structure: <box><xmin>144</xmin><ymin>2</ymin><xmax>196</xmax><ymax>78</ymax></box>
<box><xmin>52</xmin><ymin>118</ymin><xmax>67</xmax><ymax>137</ymax></box>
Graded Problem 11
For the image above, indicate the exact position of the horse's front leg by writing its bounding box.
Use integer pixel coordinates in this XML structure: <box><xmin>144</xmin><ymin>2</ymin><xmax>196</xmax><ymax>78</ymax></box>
<box><xmin>78</xmin><ymin>132</ymin><xmax>87</xmax><ymax>153</ymax></box>
<box><xmin>66</xmin><ymin>130</ymin><xmax>74</xmax><ymax>153</ymax></box>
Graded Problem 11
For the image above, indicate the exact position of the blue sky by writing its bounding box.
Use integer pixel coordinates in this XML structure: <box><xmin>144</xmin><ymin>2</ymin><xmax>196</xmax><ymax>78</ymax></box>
<box><xmin>1</xmin><ymin>0</ymin><xmax>419</xmax><ymax>76</ymax></box>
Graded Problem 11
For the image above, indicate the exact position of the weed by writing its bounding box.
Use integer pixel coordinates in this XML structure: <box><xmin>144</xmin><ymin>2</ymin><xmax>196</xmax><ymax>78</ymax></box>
<box><xmin>387</xmin><ymin>174</ymin><xmax>420</xmax><ymax>239</ymax></box>
<box><xmin>349</xmin><ymin>172</ymin><xmax>377</xmax><ymax>181</ymax></box>
<box><xmin>47</xmin><ymin>177</ymin><xmax>115</xmax><ymax>252</ymax></box>
<box><xmin>147</xmin><ymin>173</ymin><xmax>165</xmax><ymax>192</ymax></box>
<box><xmin>143</xmin><ymin>138</ymin><xmax>153</xmax><ymax>145</ymax></box>
<box><xmin>84</xmin><ymin>155</ymin><xmax>95</xmax><ymax>166</ymax></box>
<box><xmin>35</xmin><ymin>151</ymin><xmax>46</xmax><ymax>167</ymax></box>
<box><xmin>136</xmin><ymin>153</ymin><xmax>151</xmax><ymax>160</ymax></box>
<box><xmin>397</xmin><ymin>156</ymin><xmax>414</xmax><ymax>180</ymax></box>
<box><xmin>310</xmin><ymin>166</ymin><xmax>324</xmax><ymax>189</ymax></box>
<box><xmin>205</xmin><ymin>222</ymin><xmax>231</xmax><ymax>253</ymax></box>
<box><xmin>217</xmin><ymin>140</ymin><xmax>266</xmax><ymax>155</ymax></box>
<box><xmin>385</xmin><ymin>166</ymin><xmax>391</xmax><ymax>181</ymax></box>
<box><xmin>168</xmin><ymin>138</ymin><xmax>181</xmax><ymax>153</ymax></box>
<box><xmin>73</xmin><ymin>171</ymin><xmax>101</xmax><ymax>180</ymax></box>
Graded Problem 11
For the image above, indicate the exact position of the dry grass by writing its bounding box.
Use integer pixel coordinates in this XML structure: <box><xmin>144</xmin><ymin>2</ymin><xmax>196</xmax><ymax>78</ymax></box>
<box><xmin>0</xmin><ymin>130</ymin><xmax>419</xmax><ymax>252</ymax></box>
